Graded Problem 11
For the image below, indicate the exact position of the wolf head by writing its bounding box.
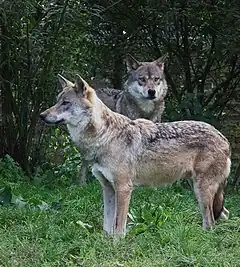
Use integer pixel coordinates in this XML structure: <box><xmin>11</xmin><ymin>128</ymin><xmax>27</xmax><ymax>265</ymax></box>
<box><xmin>124</xmin><ymin>54</ymin><xmax>168</xmax><ymax>101</ymax></box>
<box><xmin>40</xmin><ymin>74</ymin><xmax>95</xmax><ymax>127</ymax></box>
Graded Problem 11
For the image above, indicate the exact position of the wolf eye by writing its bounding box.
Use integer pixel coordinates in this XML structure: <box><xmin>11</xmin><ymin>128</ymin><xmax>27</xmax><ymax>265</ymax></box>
<box><xmin>154</xmin><ymin>77</ymin><xmax>160</xmax><ymax>82</ymax></box>
<box><xmin>139</xmin><ymin>77</ymin><xmax>146</xmax><ymax>83</ymax></box>
<box><xmin>62</xmin><ymin>101</ymin><xmax>70</xmax><ymax>106</ymax></box>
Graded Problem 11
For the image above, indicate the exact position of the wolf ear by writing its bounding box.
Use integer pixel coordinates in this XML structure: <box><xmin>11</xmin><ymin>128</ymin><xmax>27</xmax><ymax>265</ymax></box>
<box><xmin>154</xmin><ymin>53</ymin><xmax>168</xmax><ymax>70</ymax></box>
<box><xmin>75</xmin><ymin>74</ymin><xmax>94</xmax><ymax>103</ymax></box>
<box><xmin>57</xmin><ymin>74</ymin><xmax>73</xmax><ymax>88</ymax></box>
<box><xmin>125</xmin><ymin>54</ymin><xmax>141</xmax><ymax>72</ymax></box>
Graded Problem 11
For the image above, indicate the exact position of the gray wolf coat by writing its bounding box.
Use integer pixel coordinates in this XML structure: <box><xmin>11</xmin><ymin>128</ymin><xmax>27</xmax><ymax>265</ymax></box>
<box><xmin>81</xmin><ymin>54</ymin><xmax>168</xmax><ymax>183</ymax></box>
<box><xmin>40</xmin><ymin>75</ymin><xmax>230</xmax><ymax>238</ymax></box>
<box><xmin>97</xmin><ymin>54</ymin><xmax>168</xmax><ymax>122</ymax></box>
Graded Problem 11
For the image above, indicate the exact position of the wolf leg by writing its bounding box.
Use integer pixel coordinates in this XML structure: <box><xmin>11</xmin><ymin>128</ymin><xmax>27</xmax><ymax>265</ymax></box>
<box><xmin>79</xmin><ymin>159</ymin><xmax>88</xmax><ymax>184</ymax></box>
<box><xmin>93</xmin><ymin>169</ymin><xmax>116</xmax><ymax>235</ymax></box>
<box><xmin>102</xmin><ymin>181</ymin><xmax>116</xmax><ymax>235</ymax></box>
<box><xmin>193</xmin><ymin>178</ymin><xmax>216</xmax><ymax>229</ymax></box>
<box><xmin>114</xmin><ymin>183</ymin><xmax>133</xmax><ymax>238</ymax></box>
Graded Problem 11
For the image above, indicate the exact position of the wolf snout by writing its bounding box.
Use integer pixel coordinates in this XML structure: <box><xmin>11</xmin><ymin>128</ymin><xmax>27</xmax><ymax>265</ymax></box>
<box><xmin>39</xmin><ymin>111</ymin><xmax>64</xmax><ymax>125</ymax></box>
<box><xmin>39</xmin><ymin>112</ymin><xmax>47</xmax><ymax>121</ymax></box>
<box><xmin>148</xmin><ymin>89</ymin><xmax>156</xmax><ymax>98</ymax></box>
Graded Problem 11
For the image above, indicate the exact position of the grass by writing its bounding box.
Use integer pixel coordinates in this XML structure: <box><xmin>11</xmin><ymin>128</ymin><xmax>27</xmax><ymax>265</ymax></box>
<box><xmin>0</xmin><ymin>178</ymin><xmax>240</xmax><ymax>267</ymax></box>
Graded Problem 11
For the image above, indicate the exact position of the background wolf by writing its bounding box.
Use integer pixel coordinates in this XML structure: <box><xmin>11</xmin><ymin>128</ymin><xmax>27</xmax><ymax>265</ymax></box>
<box><xmin>40</xmin><ymin>75</ymin><xmax>230</xmax><ymax>238</ymax></box>
<box><xmin>96</xmin><ymin>54</ymin><xmax>168</xmax><ymax>122</ymax></box>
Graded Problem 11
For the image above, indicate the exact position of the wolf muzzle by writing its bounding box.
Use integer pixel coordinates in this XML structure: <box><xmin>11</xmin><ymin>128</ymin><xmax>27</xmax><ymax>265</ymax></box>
<box><xmin>39</xmin><ymin>112</ymin><xmax>47</xmax><ymax>121</ymax></box>
<box><xmin>39</xmin><ymin>112</ymin><xmax>64</xmax><ymax>125</ymax></box>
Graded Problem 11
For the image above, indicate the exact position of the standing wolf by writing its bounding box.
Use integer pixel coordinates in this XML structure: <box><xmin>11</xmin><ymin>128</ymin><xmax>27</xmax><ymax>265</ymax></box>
<box><xmin>79</xmin><ymin>54</ymin><xmax>168</xmax><ymax>183</ymax></box>
<box><xmin>40</xmin><ymin>75</ymin><xmax>230</xmax><ymax>238</ymax></box>
<box><xmin>96</xmin><ymin>54</ymin><xmax>168</xmax><ymax>122</ymax></box>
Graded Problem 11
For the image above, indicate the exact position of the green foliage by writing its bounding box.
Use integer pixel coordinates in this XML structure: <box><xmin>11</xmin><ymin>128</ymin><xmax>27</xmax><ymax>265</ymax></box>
<box><xmin>0</xmin><ymin>155</ymin><xmax>26</xmax><ymax>182</ymax></box>
<box><xmin>0</xmin><ymin>186</ymin><xmax>12</xmax><ymax>206</ymax></box>
<box><xmin>128</xmin><ymin>203</ymin><xmax>169</xmax><ymax>235</ymax></box>
<box><xmin>33</xmin><ymin>127</ymin><xmax>83</xmax><ymax>185</ymax></box>
<box><xmin>1</xmin><ymin>0</ymin><xmax>92</xmax><ymax>172</ymax></box>
<box><xmin>0</xmin><ymin>184</ymin><xmax>63</xmax><ymax>211</ymax></box>
<box><xmin>46</xmin><ymin>127</ymin><xmax>82</xmax><ymax>175</ymax></box>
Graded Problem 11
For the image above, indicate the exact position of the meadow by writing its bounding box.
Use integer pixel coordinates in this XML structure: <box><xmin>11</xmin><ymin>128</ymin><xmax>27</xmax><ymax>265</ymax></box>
<box><xmin>1</xmin><ymin>173</ymin><xmax>240</xmax><ymax>267</ymax></box>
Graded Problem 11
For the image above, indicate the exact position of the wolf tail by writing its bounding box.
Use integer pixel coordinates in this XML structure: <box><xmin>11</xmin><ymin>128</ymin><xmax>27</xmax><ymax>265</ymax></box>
<box><xmin>213</xmin><ymin>185</ymin><xmax>224</xmax><ymax>220</ymax></box>
<box><xmin>213</xmin><ymin>157</ymin><xmax>231</xmax><ymax>220</ymax></box>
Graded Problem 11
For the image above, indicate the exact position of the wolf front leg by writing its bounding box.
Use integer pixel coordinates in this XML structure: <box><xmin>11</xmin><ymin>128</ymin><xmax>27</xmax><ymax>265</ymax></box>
<box><xmin>113</xmin><ymin>180</ymin><xmax>133</xmax><ymax>238</ymax></box>
<box><xmin>92</xmin><ymin>169</ymin><xmax>116</xmax><ymax>235</ymax></box>
<box><xmin>102</xmin><ymin>179</ymin><xmax>116</xmax><ymax>235</ymax></box>
<box><xmin>79</xmin><ymin>159</ymin><xmax>88</xmax><ymax>184</ymax></box>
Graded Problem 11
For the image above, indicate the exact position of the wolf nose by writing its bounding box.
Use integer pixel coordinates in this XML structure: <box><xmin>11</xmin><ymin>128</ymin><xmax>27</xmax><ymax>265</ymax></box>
<box><xmin>39</xmin><ymin>112</ymin><xmax>46</xmax><ymax>121</ymax></box>
<box><xmin>148</xmin><ymin>89</ymin><xmax>156</xmax><ymax>97</ymax></box>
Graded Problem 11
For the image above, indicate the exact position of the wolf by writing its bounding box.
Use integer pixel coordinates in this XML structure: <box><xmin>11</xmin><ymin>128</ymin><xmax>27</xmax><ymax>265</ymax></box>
<box><xmin>40</xmin><ymin>74</ymin><xmax>230</xmax><ymax>238</ymax></box>
<box><xmin>79</xmin><ymin>54</ymin><xmax>168</xmax><ymax>183</ymax></box>
<box><xmin>96</xmin><ymin>54</ymin><xmax>168</xmax><ymax>122</ymax></box>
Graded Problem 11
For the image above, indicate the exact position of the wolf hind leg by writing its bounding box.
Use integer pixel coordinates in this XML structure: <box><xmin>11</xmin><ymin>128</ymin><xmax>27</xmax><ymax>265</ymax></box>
<box><xmin>219</xmin><ymin>158</ymin><xmax>231</xmax><ymax>220</ymax></box>
<box><xmin>193</xmin><ymin>177</ymin><xmax>217</xmax><ymax>229</ymax></box>
<box><xmin>193</xmin><ymin>156</ymin><xmax>230</xmax><ymax>229</ymax></box>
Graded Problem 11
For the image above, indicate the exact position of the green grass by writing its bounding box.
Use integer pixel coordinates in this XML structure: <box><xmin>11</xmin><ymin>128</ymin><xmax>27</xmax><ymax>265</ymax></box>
<box><xmin>0</xmin><ymin>179</ymin><xmax>240</xmax><ymax>267</ymax></box>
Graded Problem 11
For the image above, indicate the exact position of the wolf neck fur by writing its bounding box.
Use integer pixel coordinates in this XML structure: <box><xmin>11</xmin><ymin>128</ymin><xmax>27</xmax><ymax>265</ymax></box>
<box><xmin>67</xmin><ymin>97</ymin><xmax>131</xmax><ymax>161</ymax></box>
<box><xmin>123</xmin><ymin>90</ymin><xmax>156</xmax><ymax>117</ymax></box>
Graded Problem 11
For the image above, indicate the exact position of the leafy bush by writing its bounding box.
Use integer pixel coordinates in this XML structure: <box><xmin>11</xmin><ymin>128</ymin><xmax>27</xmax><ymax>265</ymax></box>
<box><xmin>34</xmin><ymin>127</ymin><xmax>84</xmax><ymax>186</ymax></box>
<box><xmin>0</xmin><ymin>155</ymin><xmax>26</xmax><ymax>182</ymax></box>
<box><xmin>0</xmin><ymin>128</ymin><xmax>86</xmax><ymax>186</ymax></box>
